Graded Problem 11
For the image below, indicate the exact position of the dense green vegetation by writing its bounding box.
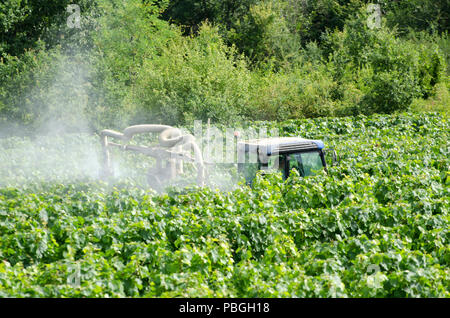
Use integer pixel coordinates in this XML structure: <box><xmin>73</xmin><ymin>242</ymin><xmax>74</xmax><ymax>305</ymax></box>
<box><xmin>0</xmin><ymin>112</ymin><xmax>448</xmax><ymax>297</ymax></box>
<box><xmin>0</xmin><ymin>0</ymin><xmax>448</xmax><ymax>133</ymax></box>
<box><xmin>0</xmin><ymin>1</ymin><xmax>449</xmax><ymax>298</ymax></box>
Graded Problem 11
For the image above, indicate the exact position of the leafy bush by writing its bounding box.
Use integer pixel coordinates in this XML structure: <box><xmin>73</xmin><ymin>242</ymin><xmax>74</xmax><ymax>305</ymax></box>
<box><xmin>325</xmin><ymin>12</ymin><xmax>447</xmax><ymax>115</ymax></box>
<box><xmin>0</xmin><ymin>0</ymin><xmax>98</xmax><ymax>57</ymax></box>
<box><xmin>128</xmin><ymin>23</ymin><xmax>252</xmax><ymax>125</ymax></box>
<box><xmin>249</xmin><ymin>63</ymin><xmax>341</xmax><ymax>120</ymax></box>
<box><xmin>84</xmin><ymin>0</ymin><xmax>179</xmax><ymax>129</ymax></box>
<box><xmin>383</xmin><ymin>0</ymin><xmax>450</xmax><ymax>35</ymax></box>
<box><xmin>0</xmin><ymin>45</ymin><xmax>94</xmax><ymax>134</ymax></box>
<box><xmin>225</xmin><ymin>1</ymin><xmax>301</xmax><ymax>68</ymax></box>
<box><xmin>410</xmin><ymin>82</ymin><xmax>450</xmax><ymax>113</ymax></box>
<box><xmin>0</xmin><ymin>0</ymin><xmax>448</xmax><ymax>132</ymax></box>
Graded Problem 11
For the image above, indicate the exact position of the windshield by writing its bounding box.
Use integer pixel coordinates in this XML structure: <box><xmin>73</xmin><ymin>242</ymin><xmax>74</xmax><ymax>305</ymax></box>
<box><xmin>239</xmin><ymin>151</ymin><xmax>323</xmax><ymax>184</ymax></box>
<box><xmin>288</xmin><ymin>151</ymin><xmax>323</xmax><ymax>177</ymax></box>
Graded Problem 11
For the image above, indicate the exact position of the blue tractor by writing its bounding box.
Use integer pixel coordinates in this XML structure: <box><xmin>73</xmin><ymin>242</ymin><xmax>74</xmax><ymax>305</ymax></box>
<box><xmin>237</xmin><ymin>137</ymin><xmax>337</xmax><ymax>184</ymax></box>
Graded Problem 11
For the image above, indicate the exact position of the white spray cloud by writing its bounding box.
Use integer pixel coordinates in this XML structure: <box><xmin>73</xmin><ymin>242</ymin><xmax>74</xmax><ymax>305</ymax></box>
<box><xmin>0</xmin><ymin>53</ymin><xmax>102</xmax><ymax>186</ymax></box>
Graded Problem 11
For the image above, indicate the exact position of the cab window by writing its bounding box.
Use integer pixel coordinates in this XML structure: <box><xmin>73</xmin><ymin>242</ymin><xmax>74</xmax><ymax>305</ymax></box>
<box><xmin>288</xmin><ymin>151</ymin><xmax>323</xmax><ymax>177</ymax></box>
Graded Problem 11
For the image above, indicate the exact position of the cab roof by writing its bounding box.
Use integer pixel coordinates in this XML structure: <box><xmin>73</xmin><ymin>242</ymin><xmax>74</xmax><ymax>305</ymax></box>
<box><xmin>238</xmin><ymin>137</ymin><xmax>324</xmax><ymax>156</ymax></box>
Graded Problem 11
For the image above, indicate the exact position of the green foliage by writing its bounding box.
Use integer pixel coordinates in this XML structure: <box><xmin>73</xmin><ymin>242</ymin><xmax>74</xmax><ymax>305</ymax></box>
<box><xmin>162</xmin><ymin>0</ymin><xmax>257</xmax><ymax>33</ymax></box>
<box><xmin>128</xmin><ymin>23</ymin><xmax>252</xmax><ymax>125</ymax></box>
<box><xmin>85</xmin><ymin>0</ymin><xmax>178</xmax><ymax>129</ymax></box>
<box><xmin>325</xmin><ymin>12</ymin><xmax>447</xmax><ymax>115</ymax></box>
<box><xmin>248</xmin><ymin>63</ymin><xmax>342</xmax><ymax>120</ymax></box>
<box><xmin>0</xmin><ymin>112</ymin><xmax>448</xmax><ymax>297</ymax></box>
<box><xmin>0</xmin><ymin>0</ymin><xmax>179</xmax><ymax>132</ymax></box>
<box><xmin>225</xmin><ymin>1</ymin><xmax>301</xmax><ymax>68</ymax></box>
<box><xmin>0</xmin><ymin>0</ymin><xmax>448</xmax><ymax>131</ymax></box>
<box><xmin>0</xmin><ymin>46</ymin><xmax>93</xmax><ymax>134</ymax></box>
<box><xmin>383</xmin><ymin>0</ymin><xmax>450</xmax><ymax>35</ymax></box>
<box><xmin>0</xmin><ymin>0</ymin><xmax>98</xmax><ymax>57</ymax></box>
<box><xmin>358</xmin><ymin>70</ymin><xmax>419</xmax><ymax>114</ymax></box>
<box><xmin>411</xmin><ymin>82</ymin><xmax>450</xmax><ymax>113</ymax></box>
<box><xmin>280</xmin><ymin>0</ymin><xmax>361</xmax><ymax>46</ymax></box>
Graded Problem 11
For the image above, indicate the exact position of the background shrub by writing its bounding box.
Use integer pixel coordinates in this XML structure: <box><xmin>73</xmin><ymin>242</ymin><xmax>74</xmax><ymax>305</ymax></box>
<box><xmin>0</xmin><ymin>0</ymin><xmax>448</xmax><ymax>134</ymax></box>
<box><xmin>128</xmin><ymin>23</ymin><xmax>252</xmax><ymax>125</ymax></box>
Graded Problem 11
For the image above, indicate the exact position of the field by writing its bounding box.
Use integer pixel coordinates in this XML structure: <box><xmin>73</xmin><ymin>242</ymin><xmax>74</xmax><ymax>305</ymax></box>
<box><xmin>0</xmin><ymin>112</ymin><xmax>449</xmax><ymax>297</ymax></box>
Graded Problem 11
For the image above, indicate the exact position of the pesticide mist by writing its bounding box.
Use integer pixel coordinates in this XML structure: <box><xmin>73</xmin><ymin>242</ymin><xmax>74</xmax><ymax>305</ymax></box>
<box><xmin>0</xmin><ymin>53</ymin><xmax>244</xmax><ymax>191</ymax></box>
<box><xmin>0</xmin><ymin>55</ymin><xmax>102</xmax><ymax>187</ymax></box>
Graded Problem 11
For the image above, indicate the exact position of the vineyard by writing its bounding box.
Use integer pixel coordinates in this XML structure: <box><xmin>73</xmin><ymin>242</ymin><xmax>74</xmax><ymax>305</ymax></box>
<box><xmin>0</xmin><ymin>112</ymin><xmax>448</xmax><ymax>297</ymax></box>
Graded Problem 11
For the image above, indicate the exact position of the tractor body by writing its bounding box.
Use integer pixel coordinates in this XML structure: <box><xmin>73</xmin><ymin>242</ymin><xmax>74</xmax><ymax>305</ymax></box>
<box><xmin>99</xmin><ymin>125</ymin><xmax>336</xmax><ymax>188</ymax></box>
<box><xmin>237</xmin><ymin>137</ymin><xmax>334</xmax><ymax>184</ymax></box>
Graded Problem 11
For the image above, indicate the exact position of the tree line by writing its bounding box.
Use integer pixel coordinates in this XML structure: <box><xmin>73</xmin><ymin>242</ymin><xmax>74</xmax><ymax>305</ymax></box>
<box><xmin>0</xmin><ymin>0</ymin><xmax>448</xmax><ymax>134</ymax></box>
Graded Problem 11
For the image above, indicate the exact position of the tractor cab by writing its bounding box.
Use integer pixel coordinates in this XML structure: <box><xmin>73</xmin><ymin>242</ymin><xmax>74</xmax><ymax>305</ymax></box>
<box><xmin>237</xmin><ymin>137</ymin><xmax>334</xmax><ymax>184</ymax></box>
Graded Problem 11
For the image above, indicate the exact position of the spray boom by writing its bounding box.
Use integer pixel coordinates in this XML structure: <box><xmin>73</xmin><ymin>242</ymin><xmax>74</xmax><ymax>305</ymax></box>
<box><xmin>99</xmin><ymin>125</ymin><xmax>205</xmax><ymax>188</ymax></box>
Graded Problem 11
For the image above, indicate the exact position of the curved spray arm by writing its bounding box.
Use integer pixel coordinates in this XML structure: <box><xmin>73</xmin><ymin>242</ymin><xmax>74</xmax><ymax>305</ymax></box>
<box><xmin>99</xmin><ymin>125</ymin><xmax>204</xmax><ymax>186</ymax></box>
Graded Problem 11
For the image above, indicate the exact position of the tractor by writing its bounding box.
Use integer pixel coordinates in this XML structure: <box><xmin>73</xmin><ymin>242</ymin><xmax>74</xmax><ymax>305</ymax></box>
<box><xmin>99</xmin><ymin>125</ymin><xmax>337</xmax><ymax>188</ymax></box>
<box><xmin>237</xmin><ymin>137</ymin><xmax>337</xmax><ymax>185</ymax></box>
